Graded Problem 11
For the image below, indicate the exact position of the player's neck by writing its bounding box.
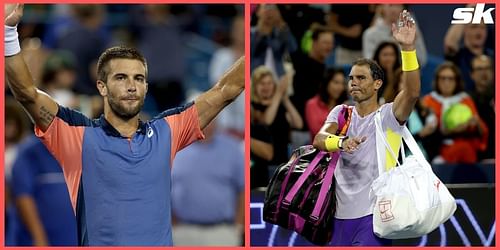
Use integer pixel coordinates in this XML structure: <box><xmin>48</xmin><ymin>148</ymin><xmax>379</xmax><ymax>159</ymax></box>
<box><xmin>104</xmin><ymin>110</ymin><xmax>140</xmax><ymax>138</ymax></box>
<box><xmin>355</xmin><ymin>96</ymin><xmax>379</xmax><ymax>117</ymax></box>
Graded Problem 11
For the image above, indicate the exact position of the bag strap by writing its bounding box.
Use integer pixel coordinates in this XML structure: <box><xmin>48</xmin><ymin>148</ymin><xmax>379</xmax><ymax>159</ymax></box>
<box><xmin>275</xmin><ymin>146</ymin><xmax>317</xmax><ymax>217</ymax></box>
<box><xmin>283</xmin><ymin>151</ymin><xmax>327</xmax><ymax>205</ymax></box>
<box><xmin>374</xmin><ymin>110</ymin><xmax>402</xmax><ymax>175</ymax></box>
<box><xmin>282</xmin><ymin>105</ymin><xmax>350</xmax><ymax>209</ymax></box>
<box><xmin>375</xmin><ymin>109</ymin><xmax>432</xmax><ymax>173</ymax></box>
<box><xmin>307</xmin><ymin>105</ymin><xmax>351</xmax><ymax>219</ymax></box>
<box><xmin>310</xmin><ymin>151</ymin><xmax>339</xmax><ymax>220</ymax></box>
<box><xmin>337</xmin><ymin>104</ymin><xmax>353</xmax><ymax>136</ymax></box>
<box><xmin>400</xmin><ymin>125</ymin><xmax>433</xmax><ymax>171</ymax></box>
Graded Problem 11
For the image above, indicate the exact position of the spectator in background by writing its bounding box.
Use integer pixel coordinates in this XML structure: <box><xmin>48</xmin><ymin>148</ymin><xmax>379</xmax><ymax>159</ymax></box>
<box><xmin>171</xmin><ymin>120</ymin><xmax>244</xmax><ymax>246</ymax></box>
<box><xmin>469</xmin><ymin>55</ymin><xmax>495</xmax><ymax>161</ymax></box>
<box><xmin>290</xmin><ymin>27</ymin><xmax>334</xmax><ymax>131</ymax></box>
<box><xmin>55</xmin><ymin>5</ymin><xmax>108</xmax><ymax>95</ymax></box>
<box><xmin>275</xmin><ymin>4</ymin><xmax>327</xmax><ymax>52</ymax></box>
<box><xmin>4</xmin><ymin>98</ymin><xmax>30</xmax><ymax>182</ymax></box>
<box><xmin>5</xmin><ymin>97</ymin><xmax>30</xmax><ymax>246</ymax></box>
<box><xmin>135</xmin><ymin>4</ymin><xmax>186</xmax><ymax>111</ymax></box>
<box><xmin>251</xmin><ymin>66</ymin><xmax>303</xmax><ymax>165</ymax></box>
<box><xmin>372</xmin><ymin>41</ymin><xmax>401</xmax><ymax>104</ymax></box>
<box><xmin>250</xmin><ymin>4</ymin><xmax>297</xmax><ymax>79</ymax></box>
<box><xmin>363</xmin><ymin>4</ymin><xmax>427</xmax><ymax>66</ymax></box>
<box><xmin>444</xmin><ymin>18</ymin><xmax>494</xmax><ymax>91</ymax></box>
<box><xmin>39</xmin><ymin>50</ymin><xmax>78</xmax><ymax>108</ymax></box>
<box><xmin>328</xmin><ymin>4</ymin><xmax>376</xmax><ymax>65</ymax></box>
<box><xmin>421</xmin><ymin>62</ymin><xmax>488</xmax><ymax>164</ymax></box>
<box><xmin>39</xmin><ymin>50</ymin><xmax>102</xmax><ymax>119</ymax></box>
<box><xmin>11</xmin><ymin>135</ymin><xmax>78</xmax><ymax>246</ymax></box>
<box><xmin>250</xmin><ymin>105</ymin><xmax>274</xmax><ymax>189</ymax></box>
<box><xmin>305</xmin><ymin>68</ymin><xmax>348</xmax><ymax>141</ymax></box>
<box><xmin>209</xmin><ymin>15</ymin><xmax>245</xmax><ymax>139</ymax></box>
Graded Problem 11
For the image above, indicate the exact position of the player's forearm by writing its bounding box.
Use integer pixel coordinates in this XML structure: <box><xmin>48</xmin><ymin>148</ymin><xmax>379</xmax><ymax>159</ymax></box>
<box><xmin>5</xmin><ymin>54</ymin><xmax>38</xmax><ymax>104</ymax></box>
<box><xmin>6</xmin><ymin>54</ymin><xmax>58</xmax><ymax>131</ymax></box>
<box><xmin>400</xmin><ymin>70</ymin><xmax>421</xmax><ymax>118</ymax></box>
<box><xmin>195</xmin><ymin>57</ymin><xmax>244</xmax><ymax>129</ymax></box>
<box><xmin>211</xmin><ymin>64</ymin><xmax>244</xmax><ymax>109</ymax></box>
<box><xmin>216</xmin><ymin>56</ymin><xmax>245</xmax><ymax>103</ymax></box>
<box><xmin>392</xmin><ymin>50</ymin><xmax>421</xmax><ymax>124</ymax></box>
<box><xmin>312</xmin><ymin>132</ymin><xmax>330</xmax><ymax>151</ymax></box>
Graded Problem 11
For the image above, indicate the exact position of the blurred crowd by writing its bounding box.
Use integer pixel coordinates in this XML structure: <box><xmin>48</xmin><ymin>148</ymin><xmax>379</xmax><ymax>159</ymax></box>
<box><xmin>5</xmin><ymin>4</ymin><xmax>244</xmax><ymax>246</ymax></box>
<box><xmin>250</xmin><ymin>4</ymin><xmax>495</xmax><ymax>189</ymax></box>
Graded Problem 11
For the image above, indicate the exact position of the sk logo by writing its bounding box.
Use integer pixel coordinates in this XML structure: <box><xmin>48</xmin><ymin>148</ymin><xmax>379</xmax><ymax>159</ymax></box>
<box><xmin>379</xmin><ymin>200</ymin><xmax>395</xmax><ymax>222</ymax></box>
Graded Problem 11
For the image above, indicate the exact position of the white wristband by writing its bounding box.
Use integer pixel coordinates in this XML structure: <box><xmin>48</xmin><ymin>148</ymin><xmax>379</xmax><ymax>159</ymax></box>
<box><xmin>5</xmin><ymin>25</ymin><xmax>21</xmax><ymax>56</ymax></box>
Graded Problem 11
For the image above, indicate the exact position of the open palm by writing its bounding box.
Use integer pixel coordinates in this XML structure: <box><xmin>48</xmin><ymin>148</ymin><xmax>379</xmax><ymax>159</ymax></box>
<box><xmin>391</xmin><ymin>10</ymin><xmax>416</xmax><ymax>47</ymax></box>
<box><xmin>5</xmin><ymin>4</ymin><xmax>24</xmax><ymax>27</ymax></box>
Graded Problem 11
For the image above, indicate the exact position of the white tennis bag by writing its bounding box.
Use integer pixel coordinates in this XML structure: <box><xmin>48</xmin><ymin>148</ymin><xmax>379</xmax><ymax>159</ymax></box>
<box><xmin>371</xmin><ymin>110</ymin><xmax>457</xmax><ymax>239</ymax></box>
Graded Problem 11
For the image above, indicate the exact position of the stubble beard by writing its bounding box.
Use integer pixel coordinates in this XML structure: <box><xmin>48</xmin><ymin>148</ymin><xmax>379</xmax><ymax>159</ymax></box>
<box><xmin>107</xmin><ymin>94</ymin><xmax>144</xmax><ymax>120</ymax></box>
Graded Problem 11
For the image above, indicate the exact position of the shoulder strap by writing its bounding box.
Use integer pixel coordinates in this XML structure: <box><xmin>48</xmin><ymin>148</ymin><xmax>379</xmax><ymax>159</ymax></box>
<box><xmin>337</xmin><ymin>105</ymin><xmax>353</xmax><ymax>136</ymax></box>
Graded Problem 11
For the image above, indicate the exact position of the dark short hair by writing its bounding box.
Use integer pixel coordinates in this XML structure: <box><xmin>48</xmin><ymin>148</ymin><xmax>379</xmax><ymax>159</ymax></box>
<box><xmin>96</xmin><ymin>46</ymin><xmax>148</xmax><ymax>82</ymax></box>
<box><xmin>372</xmin><ymin>41</ymin><xmax>401</xmax><ymax>72</ymax></box>
<box><xmin>352</xmin><ymin>58</ymin><xmax>385</xmax><ymax>83</ymax></box>
<box><xmin>311</xmin><ymin>27</ymin><xmax>333</xmax><ymax>41</ymax></box>
<box><xmin>319</xmin><ymin>67</ymin><xmax>347</xmax><ymax>104</ymax></box>
<box><xmin>433</xmin><ymin>61</ymin><xmax>464</xmax><ymax>95</ymax></box>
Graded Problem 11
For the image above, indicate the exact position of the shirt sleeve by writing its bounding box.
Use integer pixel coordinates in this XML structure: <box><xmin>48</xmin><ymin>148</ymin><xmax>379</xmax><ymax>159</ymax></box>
<box><xmin>33</xmin><ymin>106</ymin><xmax>86</xmax><ymax>171</ymax></box>
<box><xmin>381</xmin><ymin>102</ymin><xmax>406</xmax><ymax>132</ymax></box>
<box><xmin>33</xmin><ymin>105</ymin><xmax>88</xmax><ymax>211</ymax></box>
<box><xmin>165</xmin><ymin>104</ymin><xmax>205</xmax><ymax>163</ymax></box>
<box><xmin>325</xmin><ymin>104</ymin><xmax>344</xmax><ymax>124</ymax></box>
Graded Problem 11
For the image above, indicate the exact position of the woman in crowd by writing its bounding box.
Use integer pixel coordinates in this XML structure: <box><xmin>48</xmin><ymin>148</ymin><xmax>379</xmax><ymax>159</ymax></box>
<box><xmin>373</xmin><ymin>41</ymin><xmax>401</xmax><ymax>104</ymax></box>
<box><xmin>251</xmin><ymin>65</ymin><xmax>303</xmax><ymax>165</ymax></box>
<box><xmin>305</xmin><ymin>67</ymin><xmax>348</xmax><ymax>141</ymax></box>
<box><xmin>421</xmin><ymin>62</ymin><xmax>488</xmax><ymax>163</ymax></box>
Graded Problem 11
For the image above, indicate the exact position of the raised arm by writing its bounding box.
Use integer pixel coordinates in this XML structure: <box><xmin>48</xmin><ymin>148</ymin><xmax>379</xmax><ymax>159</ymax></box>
<box><xmin>195</xmin><ymin>56</ymin><xmax>244</xmax><ymax>129</ymax></box>
<box><xmin>5</xmin><ymin>4</ymin><xmax>58</xmax><ymax>132</ymax></box>
<box><xmin>391</xmin><ymin>10</ymin><xmax>421</xmax><ymax>124</ymax></box>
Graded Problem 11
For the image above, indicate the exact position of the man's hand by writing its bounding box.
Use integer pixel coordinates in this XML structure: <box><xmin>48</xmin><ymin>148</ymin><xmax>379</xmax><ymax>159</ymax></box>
<box><xmin>221</xmin><ymin>56</ymin><xmax>244</xmax><ymax>100</ymax></box>
<box><xmin>391</xmin><ymin>9</ymin><xmax>421</xmax><ymax>124</ymax></box>
<box><xmin>391</xmin><ymin>10</ymin><xmax>417</xmax><ymax>51</ymax></box>
<box><xmin>5</xmin><ymin>4</ymin><xmax>24</xmax><ymax>27</ymax></box>
<box><xmin>341</xmin><ymin>136</ymin><xmax>367</xmax><ymax>154</ymax></box>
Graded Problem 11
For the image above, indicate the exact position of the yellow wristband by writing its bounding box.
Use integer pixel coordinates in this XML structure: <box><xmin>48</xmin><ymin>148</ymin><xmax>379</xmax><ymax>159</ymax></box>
<box><xmin>401</xmin><ymin>50</ymin><xmax>419</xmax><ymax>71</ymax></box>
<box><xmin>325</xmin><ymin>135</ymin><xmax>340</xmax><ymax>152</ymax></box>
